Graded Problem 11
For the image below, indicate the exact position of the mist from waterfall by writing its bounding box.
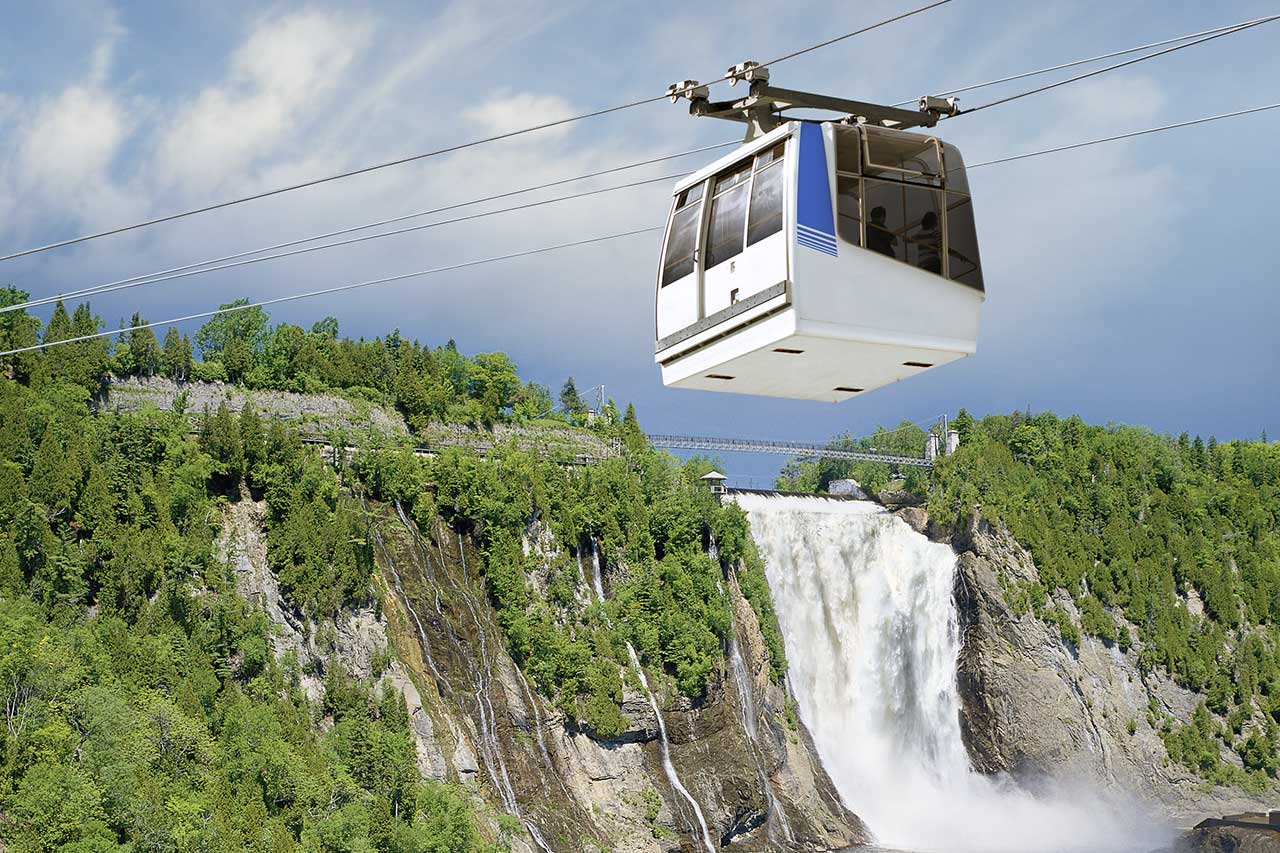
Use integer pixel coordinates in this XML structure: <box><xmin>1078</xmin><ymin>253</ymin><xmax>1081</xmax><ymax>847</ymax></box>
<box><xmin>736</xmin><ymin>493</ymin><xmax>1168</xmax><ymax>852</ymax></box>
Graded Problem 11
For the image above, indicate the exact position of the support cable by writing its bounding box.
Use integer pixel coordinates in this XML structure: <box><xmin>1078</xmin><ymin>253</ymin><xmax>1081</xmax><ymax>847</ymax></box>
<box><xmin>2</xmin><ymin>142</ymin><xmax>736</xmax><ymax>314</ymax></box>
<box><xmin>891</xmin><ymin>14</ymin><xmax>1280</xmax><ymax>107</ymax></box>
<box><xmin>0</xmin><ymin>1</ymin><xmax>950</xmax><ymax>263</ymax></box>
<box><xmin>0</xmin><ymin>226</ymin><xmax>662</xmax><ymax>357</ymax></box>
<box><xmin>2</xmin><ymin>172</ymin><xmax>684</xmax><ymax>313</ymax></box>
<box><xmin>964</xmin><ymin>102</ymin><xmax>1280</xmax><ymax>169</ymax></box>
<box><xmin>956</xmin><ymin>15</ymin><xmax>1278</xmax><ymax>116</ymax></box>
<box><xmin>8</xmin><ymin>101</ymin><xmax>1277</xmax><ymax>357</ymax></box>
<box><xmin>12</xmin><ymin>100</ymin><xmax>1274</xmax><ymax>318</ymax></box>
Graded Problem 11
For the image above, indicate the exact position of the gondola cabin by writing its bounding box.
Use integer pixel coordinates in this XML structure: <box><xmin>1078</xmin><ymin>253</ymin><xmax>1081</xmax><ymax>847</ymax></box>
<box><xmin>654</xmin><ymin>120</ymin><xmax>983</xmax><ymax>402</ymax></box>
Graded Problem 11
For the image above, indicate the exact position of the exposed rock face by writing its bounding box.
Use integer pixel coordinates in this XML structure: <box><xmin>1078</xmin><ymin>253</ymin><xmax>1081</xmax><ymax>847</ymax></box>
<box><xmin>948</xmin><ymin>511</ymin><xmax>1279</xmax><ymax>824</ymax></box>
<box><xmin>1177</xmin><ymin>821</ymin><xmax>1280</xmax><ymax>852</ymax></box>
<box><xmin>103</xmin><ymin>376</ymin><xmax>409</xmax><ymax>435</ymax></box>
<box><xmin>223</xmin><ymin>491</ymin><xmax>865</xmax><ymax>852</ymax></box>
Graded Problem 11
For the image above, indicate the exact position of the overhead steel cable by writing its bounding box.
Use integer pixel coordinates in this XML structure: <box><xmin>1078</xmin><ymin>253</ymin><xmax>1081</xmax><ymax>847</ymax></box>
<box><xmin>7</xmin><ymin>98</ymin><xmax>1276</xmax><ymax>353</ymax></box>
<box><xmin>3</xmin><ymin>172</ymin><xmax>681</xmax><ymax>310</ymax></box>
<box><xmin>956</xmin><ymin>15</ymin><xmax>1279</xmax><ymax>116</ymax></box>
<box><xmin>0</xmin><ymin>0</ymin><xmax>951</xmax><ymax>264</ymax></box>
<box><xmin>2</xmin><ymin>153</ymin><xmax>721</xmax><ymax>312</ymax></box>
<box><xmin>0</xmin><ymin>141</ymin><xmax>738</xmax><ymax>315</ymax></box>
<box><xmin>0</xmin><ymin>226</ymin><xmax>663</xmax><ymax>357</ymax></box>
<box><xmin>890</xmin><ymin>14</ymin><xmax>1280</xmax><ymax>107</ymax></box>
<box><xmin>964</xmin><ymin>102</ymin><xmax>1280</xmax><ymax>169</ymax></box>
<box><xmin>749</xmin><ymin>0</ymin><xmax>950</xmax><ymax>69</ymax></box>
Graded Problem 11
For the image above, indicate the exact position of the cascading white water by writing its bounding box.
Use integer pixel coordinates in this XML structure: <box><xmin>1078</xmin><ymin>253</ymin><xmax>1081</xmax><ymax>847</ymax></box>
<box><xmin>386</xmin><ymin>504</ymin><xmax>551</xmax><ymax>853</ymax></box>
<box><xmin>586</xmin><ymin>539</ymin><xmax>715</xmax><ymax>853</ymax></box>
<box><xmin>737</xmin><ymin>493</ymin><xmax>1165</xmax><ymax>853</ymax></box>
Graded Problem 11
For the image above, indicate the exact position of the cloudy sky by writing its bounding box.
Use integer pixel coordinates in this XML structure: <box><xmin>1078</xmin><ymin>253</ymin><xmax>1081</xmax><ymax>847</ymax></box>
<box><xmin>2</xmin><ymin>0</ymin><xmax>1277</xmax><ymax>477</ymax></box>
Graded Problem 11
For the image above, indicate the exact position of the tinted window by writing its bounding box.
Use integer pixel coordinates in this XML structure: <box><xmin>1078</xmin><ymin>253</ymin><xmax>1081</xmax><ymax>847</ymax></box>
<box><xmin>715</xmin><ymin>161</ymin><xmax>752</xmax><ymax>193</ymax></box>
<box><xmin>836</xmin><ymin>175</ymin><xmax>861</xmax><ymax>245</ymax></box>
<box><xmin>941</xmin><ymin>143</ymin><xmax>969</xmax><ymax>195</ymax></box>
<box><xmin>756</xmin><ymin>142</ymin><xmax>785</xmax><ymax>167</ymax></box>
<box><xmin>864</xmin><ymin>127</ymin><xmax>942</xmax><ymax>186</ymax></box>
<box><xmin>677</xmin><ymin>182</ymin><xmax>705</xmax><ymax>208</ymax></box>
<box><xmin>946</xmin><ymin>193</ymin><xmax>983</xmax><ymax>290</ymax></box>
<box><xmin>661</xmin><ymin>199</ymin><xmax>702</xmax><ymax>286</ymax></box>
<box><xmin>707</xmin><ymin>182</ymin><xmax>748</xmax><ymax>267</ymax></box>
<box><xmin>864</xmin><ymin>178</ymin><xmax>943</xmax><ymax>273</ymax></box>
<box><xmin>834</xmin><ymin>126</ymin><xmax>861</xmax><ymax>174</ymax></box>
<box><xmin>746</xmin><ymin>159</ymin><xmax>783</xmax><ymax>247</ymax></box>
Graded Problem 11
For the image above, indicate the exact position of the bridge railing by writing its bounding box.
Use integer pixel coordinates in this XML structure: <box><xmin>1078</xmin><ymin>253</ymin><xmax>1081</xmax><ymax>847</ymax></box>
<box><xmin>645</xmin><ymin>434</ymin><xmax>933</xmax><ymax>468</ymax></box>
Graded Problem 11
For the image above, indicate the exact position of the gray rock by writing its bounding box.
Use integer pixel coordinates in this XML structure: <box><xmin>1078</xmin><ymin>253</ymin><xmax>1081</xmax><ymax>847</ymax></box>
<box><xmin>950</xmin><ymin>512</ymin><xmax>1280</xmax><ymax>824</ymax></box>
<box><xmin>828</xmin><ymin>479</ymin><xmax>868</xmax><ymax>499</ymax></box>
<box><xmin>103</xmin><ymin>376</ymin><xmax>408</xmax><ymax>436</ymax></box>
<box><xmin>894</xmin><ymin>506</ymin><xmax>929</xmax><ymax>535</ymax></box>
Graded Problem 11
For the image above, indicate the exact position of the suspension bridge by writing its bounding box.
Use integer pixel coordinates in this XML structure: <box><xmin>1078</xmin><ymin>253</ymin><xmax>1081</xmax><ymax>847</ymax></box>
<box><xmin>646</xmin><ymin>434</ymin><xmax>935</xmax><ymax>468</ymax></box>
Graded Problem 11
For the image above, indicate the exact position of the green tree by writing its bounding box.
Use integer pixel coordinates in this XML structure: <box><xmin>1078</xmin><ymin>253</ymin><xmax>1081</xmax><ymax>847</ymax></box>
<box><xmin>223</xmin><ymin>334</ymin><xmax>254</xmax><ymax>384</ymax></box>
<box><xmin>470</xmin><ymin>352</ymin><xmax>521</xmax><ymax>423</ymax></box>
<box><xmin>127</xmin><ymin>312</ymin><xmax>161</xmax><ymax>377</ymax></box>
<box><xmin>0</xmin><ymin>288</ymin><xmax>42</xmax><ymax>381</ymax></box>
<box><xmin>201</xmin><ymin>402</ymin><xmax>244</xmax><ymax>480</ymax></box>
<box><xmin>29</xmin><ymin>429</ymin><xmax>76</xmax><ymax>511</ymax></box>
<box><xmin>194</xmin><ymin>300</ymin><xmax>269</xmax><ymax>358</ymax></box>
<box><xmin>8</xmin><ymin>763</ymin><xmax>110</xmax><ymax>851</ymax></box>
<box><xmin>311</xmin><ymin>316</ymin><xmax>339</xmax><ymax>338</ymax></box>
<box><xmin>239</xmin><ymin>402</ymin><xmax>265</xmax><ymax>484</ymax></box>
<box><xmin>512</xmin><ymin>381</ymin><xmax>553</xmax><ymax>422</ymax></box>
<box><xmin>560</xmin><ymin>376</ymin><xmax>586</xmax><ymax>419</ymax></box>
<box><xmin>160</xmin><ymin>326</ymin><xmax>193</xmax><ymax>381</ymax></box>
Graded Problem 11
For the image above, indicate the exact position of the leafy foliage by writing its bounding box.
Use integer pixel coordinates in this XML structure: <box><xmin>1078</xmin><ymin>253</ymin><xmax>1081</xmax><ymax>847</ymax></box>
<box><xmin>354</xmin><ymin>429</ymin><xmax>788</xmax><ymax>734</ymax></box>
<box><xmin>2</xmin><ymin>294</ymin><xmax>790</xmax><ymax>843</ymax></box>
<box><xmin>0</xmin><ymin>299</ymin><xmax>500</xmax><ymax>851</ymax></box>
<box><xmin>926</xmin><ymin>411</ymin><xmax>1280</xmax><ymax>789</ymax></box>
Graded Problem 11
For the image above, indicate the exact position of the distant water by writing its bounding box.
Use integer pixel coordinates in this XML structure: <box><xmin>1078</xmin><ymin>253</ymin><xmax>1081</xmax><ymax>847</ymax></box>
<box><xmin>738</xmin><ymin>494</ymin><xmax>1174</xmax><ymax>853</ymax></box>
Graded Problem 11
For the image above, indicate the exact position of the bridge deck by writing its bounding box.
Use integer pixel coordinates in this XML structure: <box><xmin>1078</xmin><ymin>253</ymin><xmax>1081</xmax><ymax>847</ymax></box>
<box><xmin>646</xmin><ymin>434</ymin><xmax>932</xmax><ymax>468</ymax></box>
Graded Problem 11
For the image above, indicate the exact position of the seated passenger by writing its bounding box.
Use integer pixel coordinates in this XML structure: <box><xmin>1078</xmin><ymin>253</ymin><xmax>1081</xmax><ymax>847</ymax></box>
<box><xmin>866</xmin><ymin>206</ymin><xmax>897</xmax><ymax>258</ymax></box>
<box><xmin>915</xmin><ymin>211</ymin><xmax>942</xmax><ymax>274</ymax></box>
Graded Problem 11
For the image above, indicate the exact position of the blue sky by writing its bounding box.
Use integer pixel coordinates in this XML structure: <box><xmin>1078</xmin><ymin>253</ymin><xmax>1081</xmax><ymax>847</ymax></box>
<box><xmin>1</xmin><ymin>0</ymin><xmax>1277</xmax><ymax>478</ymax></box>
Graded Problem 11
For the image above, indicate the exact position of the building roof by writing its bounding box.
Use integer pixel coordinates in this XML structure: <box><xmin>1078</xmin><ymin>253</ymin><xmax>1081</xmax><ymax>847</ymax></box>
<box><xmin>701</xmin><ymin>470</ymin><xmax>727</xmax><ymax>481</ymax></box>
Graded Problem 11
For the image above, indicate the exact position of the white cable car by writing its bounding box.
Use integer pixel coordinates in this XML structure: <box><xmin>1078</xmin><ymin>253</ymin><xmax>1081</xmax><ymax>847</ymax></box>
<box><xmin>655</xmin><ymin>64</ymin><xmax>984</xmax><ymax>402</ymax></box>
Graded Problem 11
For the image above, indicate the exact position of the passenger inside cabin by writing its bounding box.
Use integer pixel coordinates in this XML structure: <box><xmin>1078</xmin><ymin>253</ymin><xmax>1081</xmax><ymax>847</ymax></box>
<box><xmin>915</xmin><ymin>211</ymin><xmax>942</xmax><ymax>274</ymax></box>
<box><xmin>866</xmin><ymin>206</ymin><xmax>896</xmax><ymax>258</ymax></box>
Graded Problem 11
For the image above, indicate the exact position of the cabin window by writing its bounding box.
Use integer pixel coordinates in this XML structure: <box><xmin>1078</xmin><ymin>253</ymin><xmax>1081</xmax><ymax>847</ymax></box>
<box><xmin>828</xmin><ymin>126</ymin><xmax>983</xmax><ymax>290</ymax></box>
<box><xmin>835</xmin><ymin>175</ymin><xmax>861</xmax><ymax>245</ymax></box>
<box><xmin>863</xmin><ymin>179</ymin><xmax>943</xmax><ymax>270</ymax></box>
<box><xmin>835</xmin><ymin>127</ymin><xmax>861</xmax><ymax>174</ymax></box>
<box><xmin>706</xmin><ymin>161</ymin><xmax>752</xmax><ymax>267</ymax></box>
<box><xmin>746</xmin><ymin>146</ymin><xmax>784</xmax><ymax>247</ymax></box>
<box><xmin>863</xmin><ymin>126</ymin><xmax>943</xmax><ymax>186</ymax></box>
<box><xmin>946</xmin><ymin>194</ymin><xmax>983</xmax><ymax>289</ymax></box>
<box><xmin>661</xmin><ymin>183</ymin><xmax>704</xmax><ymax>286</ymax></box>
<box><xmin>941</xmin><ymin>143</ymin><xmax>969</xmax><ymax>195</ymax></box>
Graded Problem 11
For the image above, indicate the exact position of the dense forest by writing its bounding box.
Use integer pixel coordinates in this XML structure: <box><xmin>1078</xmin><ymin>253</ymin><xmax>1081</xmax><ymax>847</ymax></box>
<box><xmin>0</xmin><ymin>289</ymin><xmax>597</xmax><ymax>432</ymax></box>
<box><xmin>782</xmin><ymin>410</ymin><xmax>1280</xmax><ymax>790</ymax></box>
<box><xmin>0</xmin><ymin>290</ymin><xmax>784</xmax><ymax>850</ymax></box>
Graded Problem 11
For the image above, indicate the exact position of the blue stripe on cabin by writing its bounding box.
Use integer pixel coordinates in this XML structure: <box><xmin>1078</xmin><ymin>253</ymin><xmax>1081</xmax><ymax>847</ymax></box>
<box><xmin>796</xmin><ymin>123</ymin><xmax>837</xmax><ymax>257</ymax></box>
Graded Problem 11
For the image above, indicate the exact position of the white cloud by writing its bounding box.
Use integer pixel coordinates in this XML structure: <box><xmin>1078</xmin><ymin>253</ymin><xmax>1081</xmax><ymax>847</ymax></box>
<box><xmin>151</xmin><ymin>9</ymin><xmax>372</xmax><ymax>195</ymax></box>
<box><xmin>17</xmin><ymin>85</ymin><xmax>128</xmax><ymax>196</ymax></box>
<box><xmin>462</xmin><ymin>91</ymin><xmax>577</xmax><ymax>139</ymax></box>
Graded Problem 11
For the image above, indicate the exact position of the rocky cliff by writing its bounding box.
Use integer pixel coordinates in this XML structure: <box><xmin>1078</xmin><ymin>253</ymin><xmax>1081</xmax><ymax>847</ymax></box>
<box><xmin>219</xmin><ymin>494</ymin><xmax>865</xmax><ymax>852</ymax></box>
<box><xmin>939</xmin><ymin>510</ymin><xmax>1279</xmax><ymax>825</ymax></box>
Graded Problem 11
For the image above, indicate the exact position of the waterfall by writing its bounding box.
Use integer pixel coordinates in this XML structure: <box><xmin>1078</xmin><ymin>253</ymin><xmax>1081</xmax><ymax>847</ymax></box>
<box><xmin>625</xmin><ymin>642</ymin><xmax>716</xmax><ymax>853</ymax></box>
<box><xmin>585</xmin><ymin>538</ymin><xmax>715</xmax><ymax>853</ymax></box>
<box><xmin>737</xmin><ymin>493</ymin><xmax>1163</xmax><ymax>853</ymax></box>
<box><xmin>726</xmin><ymin>610</ymin><xmax>793</xmax><ymax>845</ymax></box>
<box><xmin>384</xmin><ymin>503</ymin><xmax>550</xmax><ymax>853</ymax></box>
